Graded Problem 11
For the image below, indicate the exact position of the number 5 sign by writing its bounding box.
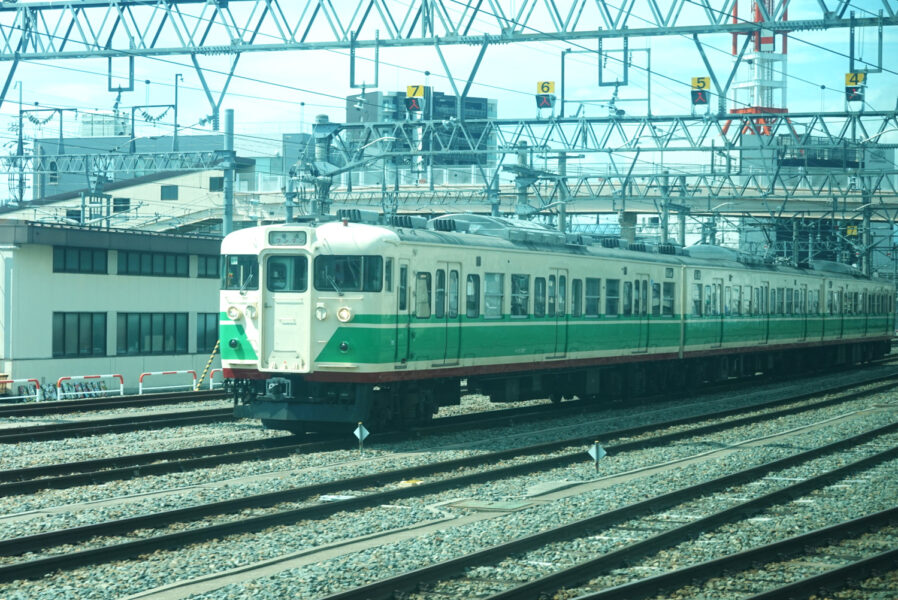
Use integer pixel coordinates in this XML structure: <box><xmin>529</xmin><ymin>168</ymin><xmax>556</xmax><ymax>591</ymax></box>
<box><xmin>537</xmin><ymin>81</ymin><xmax>555</xmax><ymax>94</ymax></box>
<box><xmin>691</xmin><ymin>77</ymin><xmax>710</xmax><ymax>90</ymax></box>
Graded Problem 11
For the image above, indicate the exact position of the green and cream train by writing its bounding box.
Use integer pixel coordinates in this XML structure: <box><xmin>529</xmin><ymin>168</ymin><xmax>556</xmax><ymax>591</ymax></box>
<box><xmin>220</xmin><ymin>212</ymin><xmax>894</xmax><ymax>432</ymax></box>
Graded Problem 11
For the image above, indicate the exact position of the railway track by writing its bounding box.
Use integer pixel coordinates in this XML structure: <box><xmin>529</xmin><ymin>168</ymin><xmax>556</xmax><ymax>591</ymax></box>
<box><xmin>0</xmin><ymin>407</ymin><xmax>234</xmax><ymax>444</ymax></box>
<box><xmin>319</xmin><ymin>424</ymin><xmax>898</xmax><ymax>600</ymax></box>
<box><xmin>0</xmin><ymin>389</ymin><xmax>226</xmax><ymax>418</ymax></box>
<box><xmin>4</xmin><ymin>367</ymin><xmax>898</xmax><ymax>496</ymax></box>
<box><xmin>1</xmin><ymin>377</ymin><xmax>894</xmax><ymax>585</ymax></box>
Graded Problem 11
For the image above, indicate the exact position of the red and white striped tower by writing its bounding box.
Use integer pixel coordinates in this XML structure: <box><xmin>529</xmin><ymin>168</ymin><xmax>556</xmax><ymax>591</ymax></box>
<box><xmin>730</xmin><ymin>0</ymin><xmax>789</xmax><ymax>134</ymax></box>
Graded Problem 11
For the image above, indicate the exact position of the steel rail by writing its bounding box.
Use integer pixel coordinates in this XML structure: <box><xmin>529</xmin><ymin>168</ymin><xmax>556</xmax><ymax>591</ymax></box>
<box><xmin>0</xmin><ymin>408</ymin><xmax>234</xmax><ymax>444</ymax></box>
<box><xmin>0</xmin><ymin>390</ymin><xmax>226</xmax><ymax>418</ymax></box>
<box><xmin>567</xmin><ymin>508</ymin><xmax>898</xmax><ymax>600</ymax></box>
<box><xmin>318</xmin><ymin>423</ymin><xmax>898</xmax><ymax>600</ymax></box>
<box><xmin>743</xmin><ymin>548</ymin><xmax>898</xmax><ymax>600</ymax></box>
<box><xmin>1</xmin><ymin>384</ymin><xmax>895</xmax><ymax>582</ymax></box>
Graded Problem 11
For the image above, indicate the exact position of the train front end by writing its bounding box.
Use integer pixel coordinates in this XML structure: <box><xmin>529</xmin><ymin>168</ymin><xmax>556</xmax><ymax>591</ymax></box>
<box><xmin>220</xmin><ymin>221</ymin><xmax>396</xmax><ymax>432</ymax></box>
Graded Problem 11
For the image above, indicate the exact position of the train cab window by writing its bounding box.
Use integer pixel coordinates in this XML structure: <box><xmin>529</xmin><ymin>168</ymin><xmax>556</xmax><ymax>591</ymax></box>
<box><xmin>662</xmin><ymin>282</ymin><xmax>675</xmax><ymax>316</ymax></box>
<box><xmin>534</xmin><ymin>277</ymin><xmax>547</xmax><ymax>317</ymax></box>
<box><xmin>571</xmin><ymin>279</ymin><xmax>583</xmax><ymax>317</ymax></box>
<box><xmin>692</xmin><ymin>284</ymin><xmax>703</xmax><ymax>316</ymax></box>
<box><xmin>548</xmin><ymin>276</ymin><xmax>557</xmax><ymax>316</ymax></box>
<box><xmin>466</xmin><ymin>274</ymin><xmax>480</xmax><ymax>318</ymax></box>
<box><xmin>314</xmin><ymin>255</ymin><xmax>383</xmax><ymax>292</ymax></box>
<box><xmin>435</xmin><ymin>270</ymin><xmax>446</xmax><ymax>319</ymax></box>
<box><xmin>484</xmin><ymin>273</ymin><xmax>504</xmax><ymax>319</ymax></box>
<box><xmin>606</xmin><ymin>279</ymin><xmax>620</xmax><ymax>316</ymax></box>
<box><xmin>622</xmin><ymin>282</ymin><xmax>633</xmax><ymax>316</ymax></box>
<box><xmin>448</xmin><ymin>270</ymin><xmax>459</xmax><ymax>318</ymax></box>
<box><xmin>266</xmin><ymin>256</ymin><xmax>308</xmax><ymax>292</ymax></box>
<box><xmin>511</xmin><ymin>274</ymin><xmax>530</xmax><ymax>317</ymax></box>
<box><xmin>558</xmin><ymin>275</ymin><xmax>567</xmax><ymax>316</ymax></box>
<box><xmin>585</xmin><ymin>278</ymin><xmax>600</xmax><ymax>317</ymax></box>
<box><xmin>415</xmin><ymin>273</ymin><xmax>432</xmax><ymax>319</ymax></box>
<box><xmin>223</xmin><ymin>255</ymin><xmax>259</xmax><ymax>291</ymax></box>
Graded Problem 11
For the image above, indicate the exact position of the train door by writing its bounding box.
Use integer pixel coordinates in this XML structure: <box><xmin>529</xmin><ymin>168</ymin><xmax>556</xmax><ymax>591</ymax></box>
<box><xmin>261</xmin><ymin>254</ymin><xmax>307</xmax><ymax>365</ymax></box>
<box><xmin>435</xmin><ymin>262</ymin><xmax>462</xmax><ymax>365</ymax></box>
<box><xmin>799</xmin><ymin>284</ymin><xmax>808</xmax><ymax>341</ymax></box>
<box><xmin>549</xmin><ymin>268</ymin><xmax>569</xmax><ymax>358</ymax></box>
<box><xmin>711</xmin><ymin>277</ymin><xmax>724</xmax><ymax>348</ymax></box>
<box><xmin>635</xmin><ymin>274</ymin><xmax>650</xmax><ymax>352</ymax></box>
<box><xmin>394</xmin><ymin>260</ymin><xmax>411</xmax><ymax>366</ymax></box>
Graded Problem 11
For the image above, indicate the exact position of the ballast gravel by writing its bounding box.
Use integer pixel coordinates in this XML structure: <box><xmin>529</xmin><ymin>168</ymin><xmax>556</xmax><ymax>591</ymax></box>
<box><xmin>2</xmin><ymin>395</ymin><xmax>896</xmax><ymax>599</ymax></box>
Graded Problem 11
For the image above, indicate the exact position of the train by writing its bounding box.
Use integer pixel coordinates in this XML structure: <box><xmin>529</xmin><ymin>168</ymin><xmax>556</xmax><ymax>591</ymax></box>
<box><xmin>220</xmin><ymin>210</ymin><xmax>894</xmax><ymax>433</ymax></box>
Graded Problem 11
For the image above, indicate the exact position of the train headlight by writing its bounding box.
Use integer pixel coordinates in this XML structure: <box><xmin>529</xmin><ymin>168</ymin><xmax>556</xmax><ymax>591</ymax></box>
<box><xmin>315</xmin><ymin>306</ymin><xmax>327</xmax><ymax>321</ymax></box>
<box><xmin>336</xmin><ymin>307</ymin><xmax>353</xmax><ymax>322</ymax></box>
<box><xmin>227</xmin><ymin>306</ymin><xmax>242</xmax><ymax>320</ymax></box>
<box><xmin>245</xmin><ymin>304</ymin><xmax>258</xmax><ymax>320</ymax></box>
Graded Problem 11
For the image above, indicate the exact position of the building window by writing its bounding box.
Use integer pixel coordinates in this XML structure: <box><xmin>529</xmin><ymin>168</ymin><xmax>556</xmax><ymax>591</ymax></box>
<box><xmin>53</xmin><ymin>246</ymin><xmax>107</xmax><ymax>274</ymax></box>
<box><xmin>197</xmin><ymin>255</ymin><xmax>220</xmax><ymax>279</ymax></box>
<box><xmin>209</xmin><ymin>177</ymin><xmax>224</xmax><ymax>192</ymax></box>
<box><xmin>113</xmin><ymin>197</ymin><xmax>130</xmax><ymax>213</ymax></box>
<box><xmin>65</xmin><ymin>209</ymin><xmax>82</xmax><ymax>223</ymax></box>
<box><xmin>196</xmin><ymin>313</ymin><xmax>218</xmax><ymax>354</ymax></box>
<box><xmin>116</xmin><ymin>312</ymin><xmax>188</xmax><ymax>355</ymax></box>
<box><xmin>160</xmin><ymin>185</ymin><xmax>179</xmax><ymax>201</ymax></box>
<box><xmin>118</xmin><ymin>251</ymin><xmax>189</xmax><ymax>277</ymax></box>
<box><xmin>53</xmin><ymin>312</ymin><xmax>106</xmax><ymax>357</ymax></box>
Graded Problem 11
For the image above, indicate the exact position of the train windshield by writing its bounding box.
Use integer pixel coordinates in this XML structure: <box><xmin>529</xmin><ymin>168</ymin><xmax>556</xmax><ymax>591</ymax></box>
<box><xmin>267</xmin><ymin>255</ymin><xmax>308</xmax><ymax>292</ymax></box>
<box><xmin>222</xmin><ymin>255</ymin><xmax>259</xmax><ymax>291</ymax></box>
<box><xmin>314</xmin><ymin>255</ymin><xmax>383</xmax><ymax>293</ymax></box>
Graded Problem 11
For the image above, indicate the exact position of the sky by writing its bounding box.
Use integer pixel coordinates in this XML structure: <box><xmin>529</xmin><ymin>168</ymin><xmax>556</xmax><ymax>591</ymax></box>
<box><xmin>0</xmin><ymin>1</ymin><xmax>895</xmax><ymax>184</ymax></box>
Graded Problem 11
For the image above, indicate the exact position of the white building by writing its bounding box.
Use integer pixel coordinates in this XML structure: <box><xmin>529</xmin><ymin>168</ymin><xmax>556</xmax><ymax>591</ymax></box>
<box><xmin>0</xmin><ymin>220</ymin><xmax>222</xmax><ymax>396</ymax></box>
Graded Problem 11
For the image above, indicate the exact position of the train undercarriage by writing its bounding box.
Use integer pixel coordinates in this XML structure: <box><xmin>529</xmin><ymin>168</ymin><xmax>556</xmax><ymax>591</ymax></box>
<box><xmin>231</xmin><ymin>339</ymin><xmax>890</xmax><ymax>434</ymax></box>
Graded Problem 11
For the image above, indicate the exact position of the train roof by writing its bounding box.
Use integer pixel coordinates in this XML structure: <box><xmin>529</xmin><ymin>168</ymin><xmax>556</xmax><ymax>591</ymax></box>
<box><xmin>227</xmin><ymin>211</ymin><xmax>874</xmax><ymax>283</ymax></box>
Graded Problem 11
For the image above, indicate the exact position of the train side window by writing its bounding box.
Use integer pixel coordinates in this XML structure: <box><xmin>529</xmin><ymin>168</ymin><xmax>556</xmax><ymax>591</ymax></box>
<box><xmin>651</xmin><ymin>283</ymin><xmax>661</xmax><ymax>316</ymax></box>
<box><xmin>639</xmin><ymin>279</ymin><xmax>649</xmax><ymax>315</ymax></box>
<box><xmin>785</xmin><ymin>289</ymin><xmax>793</xmax><ymax>314</ymax></box>
<box><xmin>534</xmin><ymin>277</ymin><xmax>547</xmax><ymax>317</ymax></box>
<box><xmin>571</xmin><ymin>279</ymin><xmax>583</xmax><ymax>317</ymax></box>
<box><xmin>385</xmin><ymin>259</ymin><xmax>393</xmax><ymax>292</ymax></box>
<box><xmin>435</xmin><ymin>270</ymin><xmax>446</xmax><ymax>319</ymax></box>
<box><xmin>585</xmin><ymin>278</ymin><xmax>600</xmax><ymax>317</ymax></box>
<box><xmin>399</xmin><ymin>266</ymin><xmax>408</xmax><ymax>311</ymax></box>
<box><xmin>724</xmin><ymin>286</ymin><xmax>732</xmax><ymax>315</ymax></box>
<box><xmin>662</xmin><ymin>282</ymin><xmax>675</xmax><ymax>316</ymax></box>
<box><xmin>511</xmin><ymin>274</ymin><xmax>530</xmax><ymax>317</ymax></box>
<box><xmin>466</xmin><ymin>274</ymin><xmax>480</xmax><ymax>318</ymax></box>
<box><xmin>484</xmin><ymin>273</ymin><xmax>504</xmax><ymax>319</ymax></box>
<box><xmin>622</xmin><ymin>282</ymin><xmax>633</xmax><ymax>316</ymax></box>
<box><xmin>415</xmin><ymin>272</ymin><xmax>432</xmax><ymax>319</ymax></box>
<box><xmin>606</xmin><ymin>279</ymin><xmax>620</xmax><ymax>316</ymax></box>
<box><xmin>448</xmin><ymin>270</ymin><xmax>459</xmax><ymax>318</ymax></box>
<box><xmin>704</xmin><ymin>285</ymin><xmax>712</xmax><ymax>316</ymax></box>
<box><xmin>692</xmin><ymin>284</ymin><xmax>702</xmax><ymax>316</ymax></box>
<box><xmin>558</xmin><ymin>275</ymin><xmax>567</xmax><ymax>316</ymax></box>
<box><xmin>743</xmin><ymin>286</ymin><xmax>752</xmax><ymax>315</ymax></box>
<box><xmin>548</xmin><ymin>276</ymin><xmax>556</xmax><ymax>316</ymax></box>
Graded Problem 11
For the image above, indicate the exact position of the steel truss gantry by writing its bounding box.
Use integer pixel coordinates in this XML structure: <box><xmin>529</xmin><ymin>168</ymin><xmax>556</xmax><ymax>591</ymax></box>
<box><xmin>0</xmin><ymin>1</ymin><xmax>894</xmax><ymax>123</ymax></box>
<box><xmin>320</xmin><ymin>110</ymin><xmax>898</xmax><ymax>216</ymax></box>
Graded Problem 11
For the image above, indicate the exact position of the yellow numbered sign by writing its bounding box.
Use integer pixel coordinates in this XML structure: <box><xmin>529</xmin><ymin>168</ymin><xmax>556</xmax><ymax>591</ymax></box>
<box><xmin>845</xmin><ymin>72</ymin><xmax>866</xmax><ymax>86</ymax></box>
<box><xmin>846</xmin><ymin>225</ymin><xmax>858</xmax><ymax>237</ymax></box>
<box><xmin>406</xmin><ymin>85</ymin><xmax>425</xmax><ymax>98</ymax></box>
<box><xmin>692</xmin><ymin>77</ymin><xmax>710</xmax><ymax>90</ymax></box>
<box><xmin>537</xmin><ymin>81</ymin><xmax>555</xmax><ymax>94</ymax></box>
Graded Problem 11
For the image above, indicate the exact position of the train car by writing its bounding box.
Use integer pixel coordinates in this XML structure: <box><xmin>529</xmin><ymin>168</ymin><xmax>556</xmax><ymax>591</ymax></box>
<box><xmin>220</xmin><ymin>211</ymin><xmax>894</xmax><ymax>432</ymax></box>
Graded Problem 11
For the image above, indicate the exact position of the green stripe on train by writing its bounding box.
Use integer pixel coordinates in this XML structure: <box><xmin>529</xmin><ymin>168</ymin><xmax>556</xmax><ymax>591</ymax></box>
<box><xmin>219</xmin><ymin>311</ymin><xmax>259</xmax><ymax>361</ymax></box>
<box><xmin>315</xmin><ymin>314</ymin><xmax>892</xmax><ymax>365</ymax></box>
